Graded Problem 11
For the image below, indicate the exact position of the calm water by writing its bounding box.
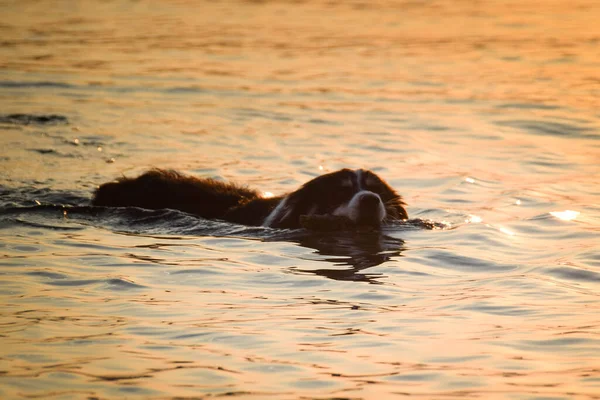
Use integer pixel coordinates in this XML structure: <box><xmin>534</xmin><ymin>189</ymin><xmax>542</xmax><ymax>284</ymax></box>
<box><xmin>1</xmin><ymin>0</ymin><xmax>600</xmax><ymax>399</ymax></box>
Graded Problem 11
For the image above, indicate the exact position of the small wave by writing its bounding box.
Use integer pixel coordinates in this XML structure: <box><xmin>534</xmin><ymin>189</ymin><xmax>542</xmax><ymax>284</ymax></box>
<box><xmin>402</xmin><ymin>218</ymin><xmax>449</xmax><ymax>230</ymax></box>
<box><xmin>28</xmin><ymin>148</ymin><xmax>79</xmax><ymax>158</ymax></box>
<box><xmin>0</xmin><ymin>81</ymin><xmax>73</xmax><ymax>89</ymax></box>
<box><xmin>463</xmin><ymin>303</ymin><xmax>537</xmax><ymax>317</ymax></box>
<box><xmin>545</xmin><ymin>266</ymin><xmax>600</xmax><ymax>283</ymax></box>
<box><xmin>27</xmin><ymin>271</ymin><xmax>69</xmax><ymax>279</ymax></box>
<box><xmin>9</xmin><ymin>218</ymin><xmax>85</xmax><ymax>231</ymax></box>
<box><xmin>105</xmin><ymin>278</ymin><xmax>146</xmax><ymax>290</ymax></box>
<box><xmin>165</xmin><ymin>86</ymin><xmax>208</xmax><ymax>94</ymax></box>
<box><xmin>416</xmin><ymin>250</ymin><xmax>518</xmax><ymax>273</ymax></box>
<box><xmin>0</xmin><ymin>187</ymin><xmax>89</xmax><ymax>209</ymax></box>
<box><xmin>39</xmin><ymin>277</ymin><xmax>145</xmax><ymax>290</ymax></box>
<box><xmin>24</xmin><ymin>269</ymin><xmax>145</xmax><ymax>290</ymax></box>
<box><xmin>45</xmin><ymin>278</ymin><xmax>102</xmax><ymax>287</ymax></box>
<box><xmin>0</xmin><ymin>113</ymin><xmax>69</xmax><ymax>125</ymax></box>
<box><xmin>0</xmin><ymin>203</ymin><xmax>276</xmax><ymax>238</ymax></box>
<box><xmin>496</xmin><ymin>102</ymin><xmax>560</xmax><ymax>110</ymax></box>
<box><xmin>495</xmin><ymin>119</ymin><xmax>597</xmax><ymax>140</ymax></box>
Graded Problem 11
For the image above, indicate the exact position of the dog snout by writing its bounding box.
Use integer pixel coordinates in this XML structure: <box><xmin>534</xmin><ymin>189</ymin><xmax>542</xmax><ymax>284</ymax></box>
<box><xmin>356</xmin><ymin>192</ymin><xmax>384</xmax><ymax>225</ymax></box>
<box><xmin>358</xmin><ymin>192</ymin><xmax>381</xmax><ymax>211</ymax></box>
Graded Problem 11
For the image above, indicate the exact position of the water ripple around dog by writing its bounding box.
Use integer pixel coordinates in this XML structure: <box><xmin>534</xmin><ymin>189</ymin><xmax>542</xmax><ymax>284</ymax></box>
<box><xmin>2</xmin><ymin>1</ymin><xmax>600</xmax><ymax>398</ymax></box>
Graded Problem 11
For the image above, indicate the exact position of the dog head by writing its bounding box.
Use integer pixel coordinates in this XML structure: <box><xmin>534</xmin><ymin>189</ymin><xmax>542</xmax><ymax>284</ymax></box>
<box><xmin>263</xmin><ymin>168</ymin><xmax>407</xmax><ymax>228</ymax></box>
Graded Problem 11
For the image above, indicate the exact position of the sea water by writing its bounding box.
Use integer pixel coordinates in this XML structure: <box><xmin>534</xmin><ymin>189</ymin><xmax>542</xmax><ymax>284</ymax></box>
<box><xmin>1</xmin><ymin>1</ymin><xmax>599</xmax><ymax>398</ymax></box>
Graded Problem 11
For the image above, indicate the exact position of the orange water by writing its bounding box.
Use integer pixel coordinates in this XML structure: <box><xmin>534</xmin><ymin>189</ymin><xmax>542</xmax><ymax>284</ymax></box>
<box><xmin>1</xmin><ymin>1</ymin><xmax>599</xmax><ymax>399</ymax></box>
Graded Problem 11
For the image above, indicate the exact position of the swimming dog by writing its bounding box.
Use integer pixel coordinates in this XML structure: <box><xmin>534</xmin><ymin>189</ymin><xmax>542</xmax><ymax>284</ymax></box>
<box><xmin>92</xmin><ymin>168</ymin><xmax>408</xmax><ymax>229</ymax></box>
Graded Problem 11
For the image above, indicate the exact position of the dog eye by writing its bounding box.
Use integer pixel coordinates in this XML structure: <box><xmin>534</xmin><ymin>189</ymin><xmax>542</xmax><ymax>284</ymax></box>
<box><xmin>336</xmin><ymin>186</ymin><xmax>354</xmax><ymax>196</ymax></box>
<box><xmin>365</xmin><ymin>181</ymin><xmax>383</xmax><ymax>193</ymax></box>
<box><xmin>330</xmin><ymin>186</ymin><xmax>354</xmax><ymax>203</ymax></box>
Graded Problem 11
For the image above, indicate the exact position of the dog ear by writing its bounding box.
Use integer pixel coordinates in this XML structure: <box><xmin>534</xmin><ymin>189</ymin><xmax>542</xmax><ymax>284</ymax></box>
<box><xmin>266</xmin><ymin>195</ymin><xmax>301</xmax><ymax>228</ymax></box>
<box><xmin>265</xmin><ymin>185</ymin><xmax>318</xmax><ymax>228</ymax></box>
<box><xmin>386</xmin><ymin>196</ymin><xmax>408</xmax><ymax>220</ymax></box>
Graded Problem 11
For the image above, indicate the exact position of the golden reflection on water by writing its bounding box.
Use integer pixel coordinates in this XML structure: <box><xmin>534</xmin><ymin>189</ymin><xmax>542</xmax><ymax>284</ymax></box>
<box><xmin>2</xmin><ymin>0</ymin><xmax>600</xmax><ymax>114</ymax></box>
<box><xmin>1</xmin><ymin>0</ymin><xmax>600</xmax><ymax>399</ymax></box>
<box><xmin>550</xmin><ymin>210</ymin><xmax>580</xmax><ymax>221</ymax></box>
<box><xmin>466</xmin><ymin>214</ymin><xmax>483</xmax><ymax>223</ymax></box>
<box><xmin>498</xmin><ymin>226</ymin><xmax>516</xmax><ymax>236</ymax></box>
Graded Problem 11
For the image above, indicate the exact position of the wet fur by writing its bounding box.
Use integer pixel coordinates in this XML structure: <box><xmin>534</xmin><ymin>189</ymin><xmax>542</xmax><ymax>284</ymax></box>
<box><xmin>92</xmin><ymin>168</ymin><xmax>407</xmax><ymax>228</ymax></box>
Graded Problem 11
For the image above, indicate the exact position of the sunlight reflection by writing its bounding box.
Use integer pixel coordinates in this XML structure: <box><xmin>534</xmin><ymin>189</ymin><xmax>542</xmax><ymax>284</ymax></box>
<box><xmin>441</xmin><ymin>220</ymin><xmax>452</xmax><ymax>228</ymax></box>
<box><xmin>466</xmin><ymin>215</ymin><xmax>482</xmax><ymax>223</ymax></box>
<box><xmin>263</xmin><ymin>191</ymin><xmax>274</xmax><ymax>198</ymax></box>
<box><xmin>550</xmin><ymin>210</ymin><xmax>580</xmax><ymax>221</ymax></box>
<box><xmin>498</xmin><ymin>226</ymin><xmax>515</xmax><ymax>236</ymax></box>
<box><xmin>515</xmin><ymin>199</ymin><xmax>521</xmax><ymax>205</ymax></box>
<box><xmin>465</xmin><ymin>177</ymin><xmax>475</xmax><ymax>183</ymax></box>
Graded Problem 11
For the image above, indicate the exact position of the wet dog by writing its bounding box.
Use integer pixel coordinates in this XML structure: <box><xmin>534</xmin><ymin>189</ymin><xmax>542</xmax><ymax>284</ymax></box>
<box><xmin>92</xmin><ymin>168</ymin><xmax>407</xmax><ymax>229</ymax></box>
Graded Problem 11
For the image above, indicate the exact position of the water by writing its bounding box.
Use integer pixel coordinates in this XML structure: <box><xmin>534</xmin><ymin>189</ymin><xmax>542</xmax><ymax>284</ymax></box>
<box><xmin>1</xmin><ymin>0</ymin><xmax>599</xmax><ymax>398</ymax></box>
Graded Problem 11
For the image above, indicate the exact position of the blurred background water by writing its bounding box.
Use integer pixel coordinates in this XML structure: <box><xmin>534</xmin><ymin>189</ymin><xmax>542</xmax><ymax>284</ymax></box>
<box><xmin>1</xmin><ymin>0</ymin><xmax>599</xmax><ymax>399</ymax></box>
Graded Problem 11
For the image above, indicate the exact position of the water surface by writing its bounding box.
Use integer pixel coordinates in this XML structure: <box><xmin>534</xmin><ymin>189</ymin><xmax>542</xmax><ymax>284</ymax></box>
<box><xmin>1</xmin><ymin>0</ymin><xmax>599</xmax><ymax>399</ymax></box>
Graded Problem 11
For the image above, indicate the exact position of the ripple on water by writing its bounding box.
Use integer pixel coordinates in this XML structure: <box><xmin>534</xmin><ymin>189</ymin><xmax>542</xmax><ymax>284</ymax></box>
<box><xmin>496</xmin><ymin>102</ymin><xmax>561</xmax><ymax>110</ymax></box>
<box><xmin>26</xmin><ymin>274</ymin><xmax>146</xmax><ymax>290</ymax></box>
<box><xmin>0</xmin><ymin>81</ymin><xmax>73</xmax><ymax>89</ymax></box>
<box><xmin>507</xmin><ymin>337</ymin><xmax>600</xmax><ymax>356</ymax></box>
<box><xmin>495</xmin><ymin>119</ymin><xmax>597</xmax><ymax>139</ymax></box>
<box><xmin>543</xmin><ymin>265</ymin><xmax>600</xmax><ymax>283</ymax></box>
<box><xmin>412</xmin><ymin>250</ymin><xmax>518</xmax><ymax>274</ymax></box>
<box><xmin>461</xmin><ymin>302</ymin><xmax>539</xmax><ymax>317</ymax></box>
<box><xmin>0</xmin><ymin>113</ymin><xmax>69</xmax><ymax>125</ymax></box>
<box><xmin>511</xmin><ymin>214</ymin><xmax>598</xmax><ymax>241</ymax></box>
<box><xmin>576</xmin><ymin>251</ymin><xmax>600</xmax><ymax>268</ymax></box>
<box><xmin>1</xmin><ymin>0</ymin><xmax>600</xmax><ymax>398</ymax></box>
<box><xmin>26</xmin><ymin>271</ymin><xmax>69</xmax><ymax>279</ymax></box>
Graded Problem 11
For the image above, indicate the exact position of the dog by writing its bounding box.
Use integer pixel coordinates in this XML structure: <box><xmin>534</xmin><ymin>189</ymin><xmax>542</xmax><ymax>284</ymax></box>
<box><xmin>92</xmin><ymin>168</ymin><xmax>408</xmax><ymax>229</ymax></box>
